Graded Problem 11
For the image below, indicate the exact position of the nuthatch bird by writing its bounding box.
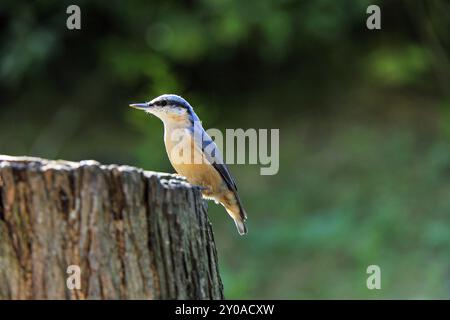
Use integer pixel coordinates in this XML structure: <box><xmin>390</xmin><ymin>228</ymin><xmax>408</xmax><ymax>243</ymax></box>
<box><xmin>130</xmin><ymin>94</ymin><xmax>248</xmax><ymax>235</ymax></box>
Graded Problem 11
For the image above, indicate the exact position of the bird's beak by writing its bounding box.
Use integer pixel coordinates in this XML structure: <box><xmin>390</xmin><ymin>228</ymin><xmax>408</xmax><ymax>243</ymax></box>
<box><xmin>129</xmin><ymin>102</ymin><xmax>150</xmax><ymax>110</ymax></box>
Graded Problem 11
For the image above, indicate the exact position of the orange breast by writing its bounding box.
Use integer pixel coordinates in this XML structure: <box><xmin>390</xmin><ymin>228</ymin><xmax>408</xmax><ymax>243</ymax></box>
<box><xmin>164</xmin><ymin>129</ymin><xmax>226</xmax><ymax>194</ymax></box>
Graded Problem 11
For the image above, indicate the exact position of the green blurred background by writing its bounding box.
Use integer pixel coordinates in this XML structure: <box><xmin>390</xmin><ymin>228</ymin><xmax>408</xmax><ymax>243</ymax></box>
<box><xmin>1</xmin><ymin>0</ymin><xmax>449</xmax><ymax>299</ymax></box>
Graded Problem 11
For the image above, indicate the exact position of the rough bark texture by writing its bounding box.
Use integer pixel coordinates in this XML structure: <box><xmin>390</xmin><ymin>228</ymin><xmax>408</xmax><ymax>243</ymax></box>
<box><xmin>0</xmin><ymin>155</ymin><xmax>223</xmax><ymax>300</ymax></box>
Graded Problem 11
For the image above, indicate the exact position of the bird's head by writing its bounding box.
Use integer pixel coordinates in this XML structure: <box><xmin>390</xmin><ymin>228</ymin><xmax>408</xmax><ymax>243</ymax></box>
<box><xmin>129</xmin><ymin>94</ymin><xmax>196</xmax><ymax>124</ymax></box>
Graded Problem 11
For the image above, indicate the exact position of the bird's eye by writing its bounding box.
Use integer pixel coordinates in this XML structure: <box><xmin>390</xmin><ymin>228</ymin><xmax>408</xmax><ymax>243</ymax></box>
<box><xmin>161</xmin><ymin>100</ymin><xmax>167</xmax><ymax>107</ymax></box>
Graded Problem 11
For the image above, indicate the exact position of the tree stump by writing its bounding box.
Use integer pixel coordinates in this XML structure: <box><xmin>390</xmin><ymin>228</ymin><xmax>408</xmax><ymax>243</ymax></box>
<box><xmin>0</xmin><ymin>156</ymin><xmax>223</xmax><ymax>299</ymax></box>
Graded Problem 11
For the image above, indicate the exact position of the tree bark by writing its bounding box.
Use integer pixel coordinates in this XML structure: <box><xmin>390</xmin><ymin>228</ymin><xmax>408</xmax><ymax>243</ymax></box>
<box><xmin>0</xmin><ymin>155</ymin><xmax>223</xmax><ymax>300</ymax></box>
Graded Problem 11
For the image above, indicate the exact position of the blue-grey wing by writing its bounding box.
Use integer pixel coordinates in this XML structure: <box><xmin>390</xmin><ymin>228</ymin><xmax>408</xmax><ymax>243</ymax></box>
<box><xmin>195</xmin><ymin>127</ymin><xmax>247</xmax><ymax>221</ymax></box>
<box><xmin>213</xmin><ymin>160</ymin><xmax>238</xmax><ymax>192</ymax></box>
<box><xmin>199</xmin><ymin>131</ymin><xmax>238</xmax><ymax>192</ymax></box>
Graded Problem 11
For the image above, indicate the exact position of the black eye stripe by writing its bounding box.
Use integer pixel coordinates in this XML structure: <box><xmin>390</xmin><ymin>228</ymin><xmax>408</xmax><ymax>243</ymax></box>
<box><xmin>168</xmin><ymin>100</ymin><xmax>188</xmax><ymax>109</ymax></box>
<box><xmin>154</xmin><ymin>99</ymin><xmax>189</xmax><ymax>109</ymax></box>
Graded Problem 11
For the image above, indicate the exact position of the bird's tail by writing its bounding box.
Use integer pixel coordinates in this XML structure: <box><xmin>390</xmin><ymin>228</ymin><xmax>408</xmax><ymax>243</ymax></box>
<box><xmin>223</xmin><ymin>190</ymin><xmax>248</xmax><ymax>235</ymax></box>
<box><xmin>234</xmin><ymin>217</ymin><xmax>248</xmax><ymax>236</ymax></box>
<box><xmin>233</xmin><ymin>196</ymin><xmax>248</xmax><ymax>235</ymax></box>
